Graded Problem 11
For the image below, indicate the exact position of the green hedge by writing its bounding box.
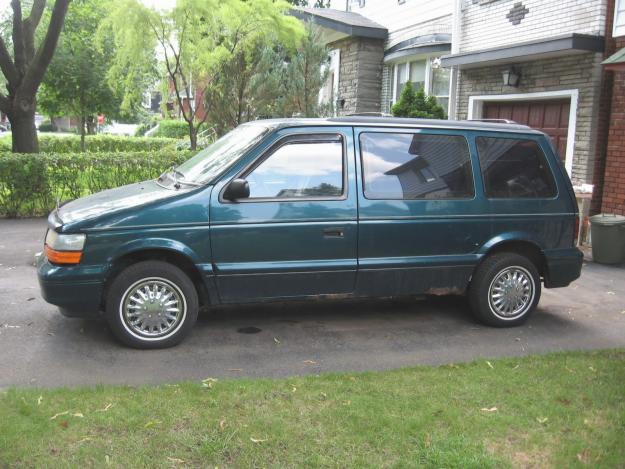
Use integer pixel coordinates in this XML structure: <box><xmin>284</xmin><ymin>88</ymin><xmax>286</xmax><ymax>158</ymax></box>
<box><xmin>151</xmin><ymin>120</ymin><xmax>189</xmax><ymax>139</ymax></box>
<box><xmin>0</xmin><ymin>134</ymin><xmax>178</xmax><ymax>153</ymax></box>
<box><xmin>0</xmin><ymin>150</ymin><xmax>194</xmax><ymax>217</ymax></box>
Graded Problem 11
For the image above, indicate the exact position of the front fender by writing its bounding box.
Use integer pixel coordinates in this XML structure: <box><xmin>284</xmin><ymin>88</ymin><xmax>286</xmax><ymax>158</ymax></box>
<box><xmin>107</xmin><ymin>237</ymin><xmax>204</xmax><ymax>267</ymax></box>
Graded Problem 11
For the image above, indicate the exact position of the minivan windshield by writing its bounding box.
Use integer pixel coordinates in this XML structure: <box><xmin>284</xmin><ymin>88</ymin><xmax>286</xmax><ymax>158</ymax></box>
<box><xmin>173</xmin><ymin>123</ymin><xmax>273</xmax><ymax>185</ymax></box>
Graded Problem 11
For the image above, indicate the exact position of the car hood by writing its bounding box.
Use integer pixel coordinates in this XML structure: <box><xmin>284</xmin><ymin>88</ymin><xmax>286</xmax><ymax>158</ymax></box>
<box><xmin>57</xmin><ymin>180</ymin><xmax>184</xmax><ymax>226</ymax></box>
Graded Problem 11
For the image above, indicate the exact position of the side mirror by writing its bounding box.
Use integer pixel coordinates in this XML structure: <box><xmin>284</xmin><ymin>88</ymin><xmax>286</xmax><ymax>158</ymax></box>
<box><xmin>223</xmin><ymin>178</ymin><xmax>250</xmax><ymax>201</ymax></box>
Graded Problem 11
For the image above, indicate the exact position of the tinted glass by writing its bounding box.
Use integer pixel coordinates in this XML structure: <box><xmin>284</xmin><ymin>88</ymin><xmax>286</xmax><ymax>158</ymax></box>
<box><xmin>246</xmin><ymin>140</ymin><xmax>343</xmax><ymax>199</ymax></box>
<box><xmin>360</xmin><ymin>132</ymin><xmax>474</xmax><ymax>200</ymax></box>
<box><xmin>476</xmin><ymin>137</ymin><xmax>557</xmax><ymax>198</ymax></box>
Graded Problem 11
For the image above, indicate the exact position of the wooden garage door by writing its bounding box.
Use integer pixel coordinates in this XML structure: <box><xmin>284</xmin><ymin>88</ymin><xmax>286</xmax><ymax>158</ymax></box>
<box><xmin>483</xmin><ymin>100</ymin><xmax>570</xmax><ymax>160</ymax></box>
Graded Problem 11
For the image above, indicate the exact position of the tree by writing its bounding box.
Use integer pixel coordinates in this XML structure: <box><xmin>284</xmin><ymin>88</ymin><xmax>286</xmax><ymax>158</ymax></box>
<box><xmin>107</xmin><ymin>0</ymin><xmax>303</xmax><ymax>149</ymax></box>
<box><xmin>391</xmin><ymin>81</ymin><xmax>446</xmax><ymax>119</ymax></box>
<box><xmin>286</xmin><ymin>0</ymin><xmax>330</xmax><ymax>7</ymax></box>
<box><xmin>0</xmin><ymin>0</ymin><xmax>71</xmax><ymax>153</ymax></box>
<box><xmin>253</xmin><ymin>23</ymin><xmax>330</xmax><ymax>119</ymax></box>
<box><xmin>39</xmin><ymin>0</ymin><xmax>126</xmax><ymax>150</ymax></box>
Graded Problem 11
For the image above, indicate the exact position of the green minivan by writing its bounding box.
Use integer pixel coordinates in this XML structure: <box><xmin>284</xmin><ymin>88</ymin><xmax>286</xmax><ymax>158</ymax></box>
<box><xmin>37</xmin><ymin>117</ymin><xmax>583</xmax><ymax>348</ymax></box>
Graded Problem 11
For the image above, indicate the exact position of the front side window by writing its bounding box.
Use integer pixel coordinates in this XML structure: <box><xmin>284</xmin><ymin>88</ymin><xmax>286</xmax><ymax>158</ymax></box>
<box><xmin>246</xmin><ymin>139</ymin><xmax>344</xmax><ymax>199</ymax></box>
<box><xmin>360</xmin><ymin>132</ymin><xmax>474</xmax><ymax>200</ymax></box>
<box><xmin>476</xmin><ymin>137</ymin><xmax>557</xmax><ymax>199</ymax></box>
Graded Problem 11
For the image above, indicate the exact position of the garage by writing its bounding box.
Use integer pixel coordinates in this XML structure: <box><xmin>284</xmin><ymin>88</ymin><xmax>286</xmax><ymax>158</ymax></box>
<box><xmin>483</xmin><ymin>99</ymin><xmax>571</xmax><ymax>161</ymax></box>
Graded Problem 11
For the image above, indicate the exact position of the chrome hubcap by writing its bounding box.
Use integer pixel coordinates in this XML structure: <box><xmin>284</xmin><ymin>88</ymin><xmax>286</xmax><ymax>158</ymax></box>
<box><xmin>121</xmin><ymin>278</ymin><xmax>185</xmax><ymax>338</ymax></box>
<box><xmin>488</xmin><ymin>266</ymin><xmax>534</xmax><ymax>319</ymax></box>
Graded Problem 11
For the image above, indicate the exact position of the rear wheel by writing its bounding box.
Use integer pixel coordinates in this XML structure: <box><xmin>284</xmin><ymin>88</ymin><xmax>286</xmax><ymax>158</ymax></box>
<box><xmin>105</xmin><ymin>260</ymin><xmax>198</xmax><ymax>348</ymax></box>
<box><xmin>469</xmin><ymin>252</ymin><xmax>541</xmax><ymax>327</ymax></box>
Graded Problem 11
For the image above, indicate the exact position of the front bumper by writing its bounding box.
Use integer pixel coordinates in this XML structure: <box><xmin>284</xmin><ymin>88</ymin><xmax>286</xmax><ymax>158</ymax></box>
<box><xmin>543</xmin><ymin>247</ymin><xmax>584</xmax><ymax>288</ymax></box>
<box><xmin>36</xmin><ymin>252</ymin><xmax>105</xmax><ymax>317</ymax></box>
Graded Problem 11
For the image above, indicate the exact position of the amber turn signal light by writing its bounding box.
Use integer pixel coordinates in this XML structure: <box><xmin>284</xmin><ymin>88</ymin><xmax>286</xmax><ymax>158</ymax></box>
<box><xmin>44</xmin><ymin>244</ymin><xmax>82</xmax><ymax>265</ymax></box>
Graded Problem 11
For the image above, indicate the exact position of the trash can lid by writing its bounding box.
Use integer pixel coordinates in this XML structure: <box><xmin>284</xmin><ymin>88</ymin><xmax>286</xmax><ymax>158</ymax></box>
<box><xmin>590</xmin><ymin>213</ymin><xmax>625</xmax><ymax>226</ymax></box>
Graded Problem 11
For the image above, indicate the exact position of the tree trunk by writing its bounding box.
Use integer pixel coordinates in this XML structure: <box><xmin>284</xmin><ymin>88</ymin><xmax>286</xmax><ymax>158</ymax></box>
<box><xmin>79</xmin><ymin>115</ymin><xmax>86</xmax><ymax>152</ymax></box>
<box><xmin>86</xmin><ymin>116</ymin><xmax>95</xmax><ymax>135</ymax></box>
<box><xmin>188</xmin><ymin>122</ymin><xmax>197</xmax><ymax>150</ymax></box>
<box><xmin>9</xmin><ymin>110</ymin><xmax>38</xmax><ymax>153</ymax></box>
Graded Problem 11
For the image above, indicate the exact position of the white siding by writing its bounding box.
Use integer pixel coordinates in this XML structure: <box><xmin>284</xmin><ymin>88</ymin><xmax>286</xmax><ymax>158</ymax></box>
<box><xmin>330</xmin><ymin>0</ymin><xmax>453</xmax><ymax>48</ymax></box>
<box><xmin>458</xmin><ymin>0</ymin><xmax>607</xmax><ymax>53</ymax></box>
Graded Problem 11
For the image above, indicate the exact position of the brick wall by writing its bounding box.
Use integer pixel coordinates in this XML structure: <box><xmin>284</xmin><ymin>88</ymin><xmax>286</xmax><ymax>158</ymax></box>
<box><xmin>330</xmin><ymin>36</ymin><xmax>385</xmax><ymax>115</ymax></box>
<box><xmin>590</xmin><ymin>0</ymin><xmax>616</xmax><ymax>214</ymax></box>
<box><xmin>459</xmin><ymin>0</ymin><xmax>607</xmax><ymax>53</ymax></box>
<box><xmin>455</xmin><ymin>53</ymin><xmax>604</xmax><ymax>185</ymax></box>
<box><xmin>601</xmin><ymin>38</ymin><xmax>625</xmax><ymax>215</ymax></box>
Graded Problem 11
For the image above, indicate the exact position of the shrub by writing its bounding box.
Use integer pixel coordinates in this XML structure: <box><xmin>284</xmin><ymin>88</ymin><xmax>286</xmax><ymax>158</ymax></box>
<box><xmin>0</xmin><ymin>150</ymin><xmax>194</xmax><ymax>217</ymax></box>
<box><xmin>135</xmin><ymin>116</ymin><xmax>161</xmax><ymax>137</ymax></box>
<box><xmin>38</xmin><ymin>122</ymin><xmax>57</xmax><ymax>132</ymax></box>
<box><xmin>0</xmin><ymin>135</ymin><xmax>11</xmax><ymax>152</ymax></box>
<box><xmin>38</xmin><ymin>135</ymin><xmax>178</xmax><ymax>153</ymax></box>
<box><xmin>0</xmin><ymin>134</ymin><xmax>178</xmax><ymax>153</ymax></box>
<box><xmin>152</xmin><ymin>120</ymin><xmax>189</xmax><ymax>139</ymax></box>
<box><xmin>391</xmin><ymin>81</ymin><xmax>447</xmax><ymax>119</ymax></box>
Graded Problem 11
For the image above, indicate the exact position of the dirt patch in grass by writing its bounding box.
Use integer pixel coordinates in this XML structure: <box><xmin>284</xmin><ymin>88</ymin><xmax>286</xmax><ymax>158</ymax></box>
<box><xmin>487</xmin><ymin>433</ymin><xmax>552</xmax><ymax>468</ymax></box>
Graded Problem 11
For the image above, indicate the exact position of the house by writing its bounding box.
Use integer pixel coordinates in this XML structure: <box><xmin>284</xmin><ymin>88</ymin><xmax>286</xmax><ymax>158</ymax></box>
<box><xmin>596</xmin><ymin>0</ymin><xmax>625</xmax><ymax>215</ymax></box>
<box><xmin>301</xmin><ymin>0</ymin><xmax>624</xmax><ymax>230</ymax></box>
<box><xmin>293</xmin><ymin>0</ymin><xmax>454</xmax><ymax>116</ymax></box>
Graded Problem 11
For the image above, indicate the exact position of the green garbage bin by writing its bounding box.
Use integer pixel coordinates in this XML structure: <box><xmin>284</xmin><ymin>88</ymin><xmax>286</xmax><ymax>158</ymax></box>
<box><xmin>590</xmin><ymin>214</ymin><xmax>625</xmax><ymax>264</ymax></box>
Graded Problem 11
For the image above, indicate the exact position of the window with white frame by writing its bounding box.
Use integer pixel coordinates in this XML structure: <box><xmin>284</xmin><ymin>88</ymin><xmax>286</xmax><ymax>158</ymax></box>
<box><xmin>319</xmin><ymin>49</ymin><xmax>340</xmax><ymax>116</ymax></box>
<box><xmin>391</xmin><ymin>56</ymin><xmax>450</xmax><ymax>114</ymax></box>
<box><xmin>615</xmin><ymin>0</ymin><xmax>625</xmax><ymax>37</ymax></box>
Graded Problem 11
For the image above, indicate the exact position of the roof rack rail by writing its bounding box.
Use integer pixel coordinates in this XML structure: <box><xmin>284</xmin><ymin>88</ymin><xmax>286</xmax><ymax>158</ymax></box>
<box><xmin>468</xmin><ymin>118</ymin><xmax>519</xmax><ymax>124</ymax></box>
<box><xmin>345</xmin><ymin>112</ymin><xmax>393</xmax><ymax>117</ymax></box>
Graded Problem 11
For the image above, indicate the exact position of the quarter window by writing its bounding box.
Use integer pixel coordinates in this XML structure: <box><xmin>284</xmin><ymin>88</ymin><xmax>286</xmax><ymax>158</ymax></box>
<box><xmin>476</xmin><ymin>137</ymin><xmax>557</xmax><ymax>198</ymax></box>
<box><xmin>246</xmin><ymin>139</ymin><xmax>344</xmax><ymax>199</ymax></box>
<box><xmin>360</xmin><ymin>132</ymin><xmax>474</xmax><ymax>200</ymax></box>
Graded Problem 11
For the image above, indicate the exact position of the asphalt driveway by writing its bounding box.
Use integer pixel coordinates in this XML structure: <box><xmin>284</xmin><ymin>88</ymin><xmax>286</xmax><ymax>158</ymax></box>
<box><xmin>1</xmin><ymin>218</ymin><xmax>624</xmax><ymax>388</ymax></box>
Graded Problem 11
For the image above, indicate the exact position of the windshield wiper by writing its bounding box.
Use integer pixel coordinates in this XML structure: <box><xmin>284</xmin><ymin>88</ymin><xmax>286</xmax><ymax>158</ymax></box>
<box><xmin>158</xmin><ymin>166</ymin><xmax>202</xmax><ymax>189</ymax></box>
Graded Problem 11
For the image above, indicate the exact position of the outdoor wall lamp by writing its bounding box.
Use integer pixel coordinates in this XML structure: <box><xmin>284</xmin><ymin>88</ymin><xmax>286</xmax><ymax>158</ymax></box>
<box><xmin>502</xmin><ymin>67</ymin><xmax>521</xmax><ymax>87</ymax></box>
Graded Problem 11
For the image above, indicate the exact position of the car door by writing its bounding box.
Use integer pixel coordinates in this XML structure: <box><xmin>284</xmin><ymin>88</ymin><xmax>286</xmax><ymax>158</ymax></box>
<box><xmin>354</xmin><ymin>126</ymin><xmax>489</xmax><ymax>297</ymax></box>
<box><xmin>209</xmin><ymin>126</ymin><xmax>358</xmax><ymax>303</ymax></box>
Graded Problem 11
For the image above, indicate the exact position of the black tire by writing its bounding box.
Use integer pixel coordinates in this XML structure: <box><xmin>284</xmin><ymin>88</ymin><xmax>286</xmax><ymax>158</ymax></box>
<box><xmin>105</xmin><ymin>260</ymin><xmax>199</xmax><ymax>349</ymax></box>
<box><xmin>468</xmin><ymin>252</ymin><xmax>541</xmax><ymax>327</ymax></box>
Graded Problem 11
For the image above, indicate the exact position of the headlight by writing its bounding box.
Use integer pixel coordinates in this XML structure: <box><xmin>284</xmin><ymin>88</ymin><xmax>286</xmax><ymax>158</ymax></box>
<box><xmin>44</xmin><ymin>230</ymin><xmax>86</xmax><ymax>265</ymax></box>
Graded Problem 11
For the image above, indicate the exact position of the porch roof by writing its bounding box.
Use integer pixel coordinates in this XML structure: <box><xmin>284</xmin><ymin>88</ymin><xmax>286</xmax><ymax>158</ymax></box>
<box><xmin>602</xmin><ymin>47</ymin><xmax>625</xmax><ymax>71</ymax></box>
<box><xmin>290</xmin><ymin>8</ymin><xmax>387</xmax><ymax>43</ymax></box>
<box><xmin>384</xmin><ymin>34</ymin><xmax>451</xmax><ymax>62</ymax></box>
<box><xmin>440</xmin><ymin>33</ymin><xmax>605</xmax><ymax>69</ymax></box>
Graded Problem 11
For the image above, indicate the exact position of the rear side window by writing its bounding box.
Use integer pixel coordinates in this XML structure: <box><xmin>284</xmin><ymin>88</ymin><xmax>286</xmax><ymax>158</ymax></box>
<box><xmin>360</xmin><ymin>132</ymin><xmax>474</xmax><ymax>200</ymax></box>
<box><xmin>476</xmin><ymin>137</ymin><xmax>557</xmax><ymax>199</ymax></box>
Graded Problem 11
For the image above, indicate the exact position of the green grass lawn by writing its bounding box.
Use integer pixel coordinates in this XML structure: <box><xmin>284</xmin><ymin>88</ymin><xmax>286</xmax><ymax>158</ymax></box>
<box><xmin>1</xmin><ymin>349</ymin><xmax>624</xmax><ymax>468</ymax></box>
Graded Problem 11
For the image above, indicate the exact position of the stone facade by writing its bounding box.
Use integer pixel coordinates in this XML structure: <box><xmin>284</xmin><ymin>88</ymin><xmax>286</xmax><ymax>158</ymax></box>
<box><xmin>329</xmin><ymin>36</ymin><xmax>385</xmax><ymax>115</ymax></box>
<box><xmin>455</xmin><ymin>53</ymin><xmax>605</xmax><ymax>184</ymax></box>
<box><xmin>380</xmin><ymin>64</ymin><xmax>392</xmax><ymax>113</ymax></box>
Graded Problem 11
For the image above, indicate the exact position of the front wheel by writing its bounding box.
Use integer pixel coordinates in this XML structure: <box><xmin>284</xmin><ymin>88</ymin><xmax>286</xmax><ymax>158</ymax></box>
<box><xmin>469</xmin><ymin>252</ymin><xmax>541</xmax><ymax>327</ymax></box>
<box><xmin>105</xmin><ymin>261</ymin><xmax>199</xmax><ymax>348</ymax></box>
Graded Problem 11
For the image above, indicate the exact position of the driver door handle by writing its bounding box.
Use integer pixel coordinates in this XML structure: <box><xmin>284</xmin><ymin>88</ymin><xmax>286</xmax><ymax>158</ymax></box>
<box><xmin>323</xmin><ymin>228</ymin><xmax>344</xmax><ymax>238</ymax></box>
